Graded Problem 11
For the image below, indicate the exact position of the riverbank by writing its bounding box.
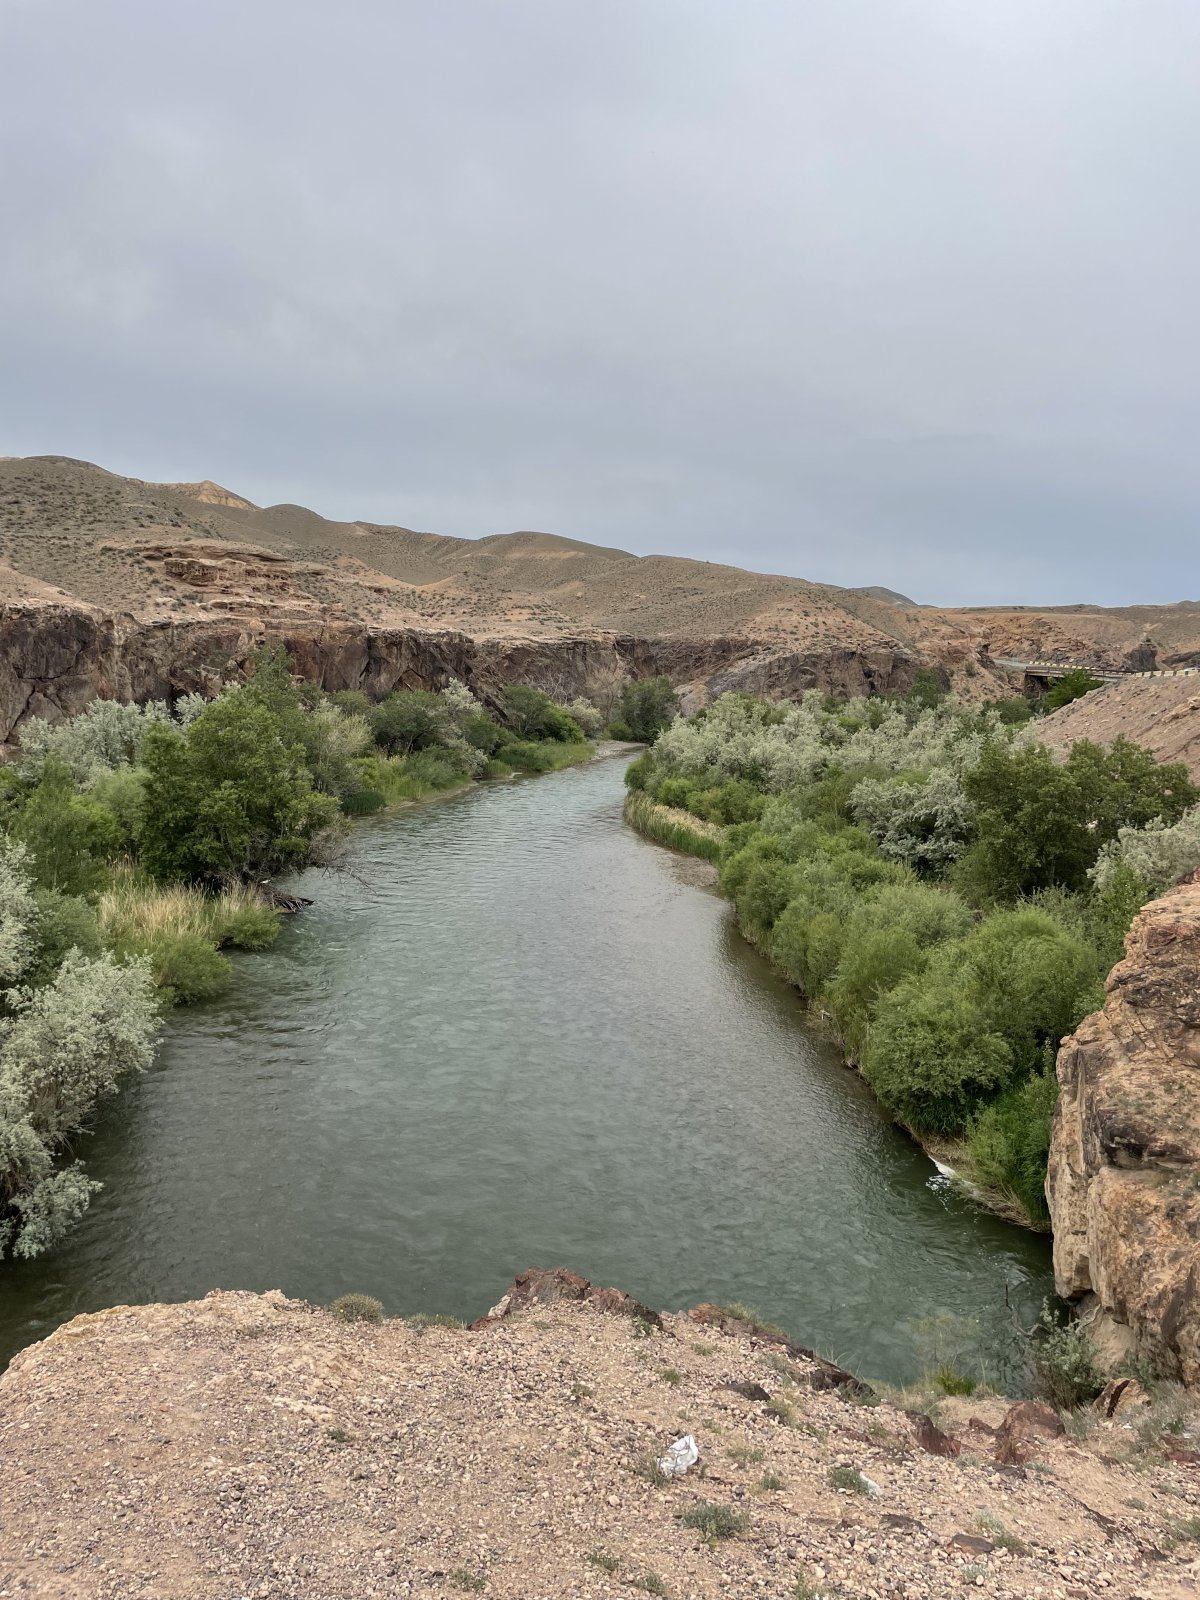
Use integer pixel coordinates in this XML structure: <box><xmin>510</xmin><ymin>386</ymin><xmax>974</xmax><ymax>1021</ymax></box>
<box><xmin>4</xmin><ymin>1272</ymin><xmax>1198</xmax><ymax>1599</ymax></box>
<box><xmin>623</xmin><ymin>793</ymin><xmax>1050</xmax><ymax>1232</ymax></box>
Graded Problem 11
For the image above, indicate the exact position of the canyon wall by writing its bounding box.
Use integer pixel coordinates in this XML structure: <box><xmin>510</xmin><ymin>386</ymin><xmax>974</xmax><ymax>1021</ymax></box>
<box><xmin>0</xmin><ymin>601</ymin><xmax>918</xmax><ymax>741</ymax></box>
<box><xmin>1047</xmin><ymin>873</ymin><xmax>1200</xmax><ymax>1385</ymax></box>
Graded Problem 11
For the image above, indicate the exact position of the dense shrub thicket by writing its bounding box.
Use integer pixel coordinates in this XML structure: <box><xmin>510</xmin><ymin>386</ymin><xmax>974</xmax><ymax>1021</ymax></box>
<box><xmin>0</xmin><ymin>649</ymin><xmax>620</xmax><ymax>1260</ymax></box>
<box><xmin>627</xmin><ymin>689</ymin><xmax>1199</xmax><ymax>1224</ymax></box>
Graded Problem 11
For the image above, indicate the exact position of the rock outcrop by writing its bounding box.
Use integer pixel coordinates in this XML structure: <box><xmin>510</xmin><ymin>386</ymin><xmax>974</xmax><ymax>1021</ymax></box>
<box><xmin>1047</xmin><ymin>874</ymin><xmax>1200</xmax><ymax>1386</ymax></box>
<box><xmin>0</xmin><ymin>599</ymin><xmax>919</xmax><ymax>743</ymax></box>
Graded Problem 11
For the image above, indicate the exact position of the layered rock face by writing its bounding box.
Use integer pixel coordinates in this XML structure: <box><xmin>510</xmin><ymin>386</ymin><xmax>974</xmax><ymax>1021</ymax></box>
<box><xmin>0</xmin><ymin>600</ymin><xmax>918</xmax><ymax>742</ymax></box>
<box><xmin>1048</xmin><ymin>875</ymin><xmax>1200</xmax><ymax>1385</ymax></box>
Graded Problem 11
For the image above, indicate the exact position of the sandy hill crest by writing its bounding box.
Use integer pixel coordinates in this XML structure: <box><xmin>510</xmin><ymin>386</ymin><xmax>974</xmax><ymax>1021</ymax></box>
<box><xmin>0</xmin><ymin>453</ymin><xmax>1190</xmax><ymax>656</ymax></box>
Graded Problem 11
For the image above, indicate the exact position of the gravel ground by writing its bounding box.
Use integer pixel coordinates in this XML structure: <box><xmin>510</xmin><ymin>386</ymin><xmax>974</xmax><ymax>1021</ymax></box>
<box><xmin>1</xmin><ymin>1287</ymin><xmax>1198</xmax><ymax>1600</ymax></box>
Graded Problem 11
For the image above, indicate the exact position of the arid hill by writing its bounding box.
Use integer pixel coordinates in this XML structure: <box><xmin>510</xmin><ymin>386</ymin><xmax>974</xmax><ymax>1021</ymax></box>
<box><xmin>3</xmin><ymin>1272</ymin><xmax>1199</xmax><ymax>1599</ymax></box>
<box><xmin>1040</xmin><ymin>675</ymin><xmax>1200</xmax><ymax>781</ymax></box>
<box><xmin>2</xmin><ymin>453</ymin><xmax>1199</xmax><ymax>740</ymax></box>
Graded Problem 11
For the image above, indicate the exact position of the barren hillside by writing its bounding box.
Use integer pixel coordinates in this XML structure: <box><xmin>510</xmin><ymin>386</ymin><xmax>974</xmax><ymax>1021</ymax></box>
<box><xmin>1</xmin><ymin>453</ymin><xmax>1198</xmax><ymax>740</ymax></box>
<box><xmin>1039</xmin><ymin>676</ymin><xmax>1200</xmax><ymax>780</ymax></box>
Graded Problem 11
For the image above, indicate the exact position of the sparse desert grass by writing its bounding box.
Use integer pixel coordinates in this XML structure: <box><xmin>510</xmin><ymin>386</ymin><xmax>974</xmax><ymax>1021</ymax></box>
<box><xmin>973</xmin><ymin>1512</ymin><xmax>1028</xmax><ymax>1553</ymax></box>
<box><xmin>449</xmin><ymin>1568</ymin><xmax>485</xmax><ymax>1592</ymax></box>
<box><xmin>826</xmin><ymin>1466</ymin><xmax>870</xmax><ymax>1495</ymax></box>
<box><xmin>585</xmin><ymin>1550</ymin><xmax>620</xmax><ymax>1574</ymax></box>
<box><xmin>726</xmin><ymin>1444</ymin><xmax>765</xmax><ymax>1466</ymax></box>
<box><xmin>678</xmin><ymin>1501</ymin><xmax>749</xmax><ymax>1540</ymax></box>
<box><xmin>755</xmin><ymin>1471</ymin><xmax>786</xmax><ymax>1492</ymax></box>
<box><xmin>327</xmin><ymin>1293</ymin><xmax>383</xmax><ymax>1324</ymax></box>
<box><xmin>657</xmin><ymin>1367</ymin><xmax>683</xmax><ymax>1386</ymax></box>
<box><xmin>631</xmin><ymin>1449</ymin><xmax>671</xmax><ymax>1488</ymax></box>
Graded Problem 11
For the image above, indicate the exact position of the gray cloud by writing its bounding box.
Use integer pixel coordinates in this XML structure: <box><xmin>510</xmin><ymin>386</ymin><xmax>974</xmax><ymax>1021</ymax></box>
<box><xmin>2</xmin><ymin>0</ymin><xmax>1198</xmax><ymax>604</ymax></box>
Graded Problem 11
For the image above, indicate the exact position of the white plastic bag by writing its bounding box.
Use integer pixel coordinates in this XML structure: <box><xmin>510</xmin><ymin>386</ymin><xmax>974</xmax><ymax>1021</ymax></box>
<box><xmin>657</xmin><ymin>1434</ymin><xmax>699</xmax><ymax>1479</ymax></box>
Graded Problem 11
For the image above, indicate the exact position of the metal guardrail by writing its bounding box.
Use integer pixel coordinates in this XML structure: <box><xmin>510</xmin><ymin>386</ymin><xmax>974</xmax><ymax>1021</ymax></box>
<box><xmin>992</xmin><ymin>659</ymin><xmax>1199</xmax><ymax>682</ymax></box>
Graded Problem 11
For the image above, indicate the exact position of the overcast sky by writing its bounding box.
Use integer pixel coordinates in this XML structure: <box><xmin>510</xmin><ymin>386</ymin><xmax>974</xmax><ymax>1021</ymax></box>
<box><xmin>3</xmin><ymin>1</ymin><xmax>1198</xmax><ymax>605</ymax></box>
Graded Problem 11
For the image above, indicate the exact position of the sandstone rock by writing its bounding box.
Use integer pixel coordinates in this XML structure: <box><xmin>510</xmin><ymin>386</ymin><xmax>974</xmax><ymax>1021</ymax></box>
<box><xmin>909</xmin><ymin>1412</ymin><xmax>962</xmax><ymax>1458</ymax></box>
<box><xmin>993</xmin><ymin>1401</ymin><xmax>1066</xmax><ymax>1466</ymax></box>
<box><xmin>469</xmin><ymin>1267</ymin><xmax>663</xmax><ymax>1329</ymax></box>
<box><xmin>1094</xmin><ymin>1377</ymin><xmax>1152</xmax><ymax>1419</ymax></box>
<box><xmin>1047</xmin><ymin>875</ymin><xmax>1200</xmax><ymax>1387</ymax></box>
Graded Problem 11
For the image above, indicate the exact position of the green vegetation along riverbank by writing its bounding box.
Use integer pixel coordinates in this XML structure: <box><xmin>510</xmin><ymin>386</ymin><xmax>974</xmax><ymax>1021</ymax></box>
<box><xmin>624</xmin><ymin>687</ymin><xmax>1200</xmax><ymax>1229</ymax></box>
<box><xmin>0</xmin><ymin>650</ymin><xmax>659</xmax><ymax>1263</ymax></box>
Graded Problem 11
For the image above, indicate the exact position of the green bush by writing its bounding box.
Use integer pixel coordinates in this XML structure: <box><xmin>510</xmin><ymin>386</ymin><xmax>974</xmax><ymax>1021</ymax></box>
<box><xmin>127</xmin><ymin>930</ymin><xmax>233</xmax><ymax>1004</ymax></box>
<box><xmin>823</xmin><ymin>925</ymin><xmax>925</xmax><ymax>1055</ymax></box>
<box><xmin>655</xmin><ymin>776</ymin><xmax>696</xmax><ymax>809</ymax></box>
<box><xmin>863</xmin><ymin>978</ymin><xmax>1013</xmax><ymax>1134</ymax></box>
<box><xmin>218</xmin><ymin>901</ymin><xmax>282</xmax><ymax>951</ymax></box>
<box><xmin>24</xmin><ymin>889</ymin><xmax>102</xmax><ymax>985</ymax></box>
<box><xmin>341</xmin><ymin>788</ymin><xmax>387</xmax><ymax>815</ymax></box>
<box><xmin>615</xmin><ymin>677</ymin><xmax>679</xmax><ymax>743</ymax></box>
<box><xmin>1044</xmin><ymin>668</ymin><xmax>1102</xmax><ymax>711</ymax></box>
<box><xmin>138</xmin><ymin>691</ymin><xmax>339</xmax><ymax>883</ymax></box>
<box><xmin>624</xmin><ymin>751</ymin><xmax>654</xmax><ymax>790</ymax></box>
<box><xmin>966</xmin><ymin>1070</ymin><xmax>1058</xmax><ymax>1222</ymax></box>
<box><xmin>25</xmin><ymin>889</ymin><xmax>103</xmax><ymax>985</ymax></box>
<box><xmin>12</xmin><ymin>759</ymin><xmax>122</xmax><ymax>898</ymax></box>
<box><xmin>368</xmin><ymin>689</ymin><xmax>447</xmax><ymax>756</ymax></box>
<box><xmin>954</xmin><ymin>908</ymin><xmax>1101</xmax><ymax>1076</ymax></box>
<box><xmin>1029</xmin><ymin>1301</ymin><xmax>1104</xmax><ymax>1410</ymax></box>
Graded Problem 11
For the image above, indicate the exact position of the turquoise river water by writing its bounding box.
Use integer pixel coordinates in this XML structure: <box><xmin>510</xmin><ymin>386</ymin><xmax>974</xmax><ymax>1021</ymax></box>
<box><xmin>0</xmin><ymin>753</ymin><xmax>1053</xmax><ymax>1382</ymax></box>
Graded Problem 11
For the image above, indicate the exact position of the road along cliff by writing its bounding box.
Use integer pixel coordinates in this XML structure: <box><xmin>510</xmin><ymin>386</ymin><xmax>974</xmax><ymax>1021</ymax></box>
<box><xmin>2</xmin><ymin>1272</ymin><xmax>1199</xmax><ymax>1599</ymax></box>
<box><xmin>1048</xmin><ymin>873</ymin><xmax>1200</xmax><ymax>1386</ymax></box>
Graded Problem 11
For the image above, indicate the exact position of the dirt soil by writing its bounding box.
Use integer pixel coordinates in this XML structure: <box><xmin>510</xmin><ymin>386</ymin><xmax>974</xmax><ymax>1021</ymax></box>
<box><xmin>1039</xmin><ymin>678</ymin><xmax>1200</xmax><ymax>780</ymax></box>
<box><xmin>2</xmin><ymin>1282</ymin><xmax>1199</xmax><ymax>1600</ymax></box>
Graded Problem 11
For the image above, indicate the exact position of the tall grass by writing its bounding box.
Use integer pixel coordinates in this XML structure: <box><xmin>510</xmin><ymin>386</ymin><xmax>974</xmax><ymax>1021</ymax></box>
<box><xmin>624</xmin><ymin>792</ymin><xmax>724</xmax><ymax>862</ymax></box>
<box><xmin>98</xmin><ymin>869</ymin><xmax>280</xmax><ymax>1003</ymax></box>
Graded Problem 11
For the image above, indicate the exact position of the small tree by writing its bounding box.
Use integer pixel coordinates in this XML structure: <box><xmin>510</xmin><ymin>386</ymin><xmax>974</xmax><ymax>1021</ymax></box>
<box><xmin>1044</xmin><ymin>668</ymin><xmax>1102</xmax><ymax>711</ymax></box>
<box><xmin>615</xmin><ymin>677</ymin><xmax>679</xmax><ymax>743</ymax></box>
<box><xmin>12</xmin><ymin>760</ymin><xmax>122</xmax><ymax>898</ymax></box>
<box><xmin>137</xmin><ymin>691</ymin><xmax>339</xmax><ymax>883</ymax></box>
<box><xmin>0</xmin><ymin>951</ymin><xmax>159</xmax><ymax>1258</ymax></box>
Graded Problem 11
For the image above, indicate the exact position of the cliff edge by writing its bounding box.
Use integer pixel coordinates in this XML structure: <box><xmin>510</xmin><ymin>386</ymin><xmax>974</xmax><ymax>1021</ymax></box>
<box><xmin>1048</xmin><ymin>875</ymin><xmax>1200</xmax><ymax>1385</ymax></box>
<box><xmin>2</xmin><ymin>1272</ymin><xmax>1199</xmax><ymax>1598</ymax></box>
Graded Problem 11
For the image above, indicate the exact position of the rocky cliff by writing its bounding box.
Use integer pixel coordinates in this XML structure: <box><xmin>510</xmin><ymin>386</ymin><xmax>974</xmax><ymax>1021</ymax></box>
<box><xmin>1048</xmin><ymin>875</ymin><xmax>1200</xmax><ymax>1385</ymax></box>
<box><xmin>0</xmin><ymin>599</ymin><xmax>919</xmax><ymax>742</ymax></box>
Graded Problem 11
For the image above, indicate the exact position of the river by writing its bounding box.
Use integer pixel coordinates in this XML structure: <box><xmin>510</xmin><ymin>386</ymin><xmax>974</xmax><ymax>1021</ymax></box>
<box><xmin>0</xmin><ymin>753</ymin><xmax>1053</xmax><ymax>1383</ymax></box>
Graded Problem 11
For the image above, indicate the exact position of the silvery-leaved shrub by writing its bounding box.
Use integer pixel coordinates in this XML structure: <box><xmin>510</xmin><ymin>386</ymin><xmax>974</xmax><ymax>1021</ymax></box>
<box><xmin>0</xmin><ymin>949</ymin><xmax>159</xmax><ymax>1259</ymax></box>
<box><xmin>1090</xmin><ymin>803</ymin><xmax>1200</xmax><ymax>896</ymax></box>
<box><xmin>17</xmin><ymin>698</ymin><xmax>173</xmax><ymax>785</ymax></box>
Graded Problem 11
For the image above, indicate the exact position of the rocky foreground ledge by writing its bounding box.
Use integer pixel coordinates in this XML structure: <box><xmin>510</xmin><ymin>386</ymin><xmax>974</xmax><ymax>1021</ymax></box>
<box><xmin>2</xmin><ymin>1272</ymin><xmax>1199</xmax><ymax>1599</ymax></box>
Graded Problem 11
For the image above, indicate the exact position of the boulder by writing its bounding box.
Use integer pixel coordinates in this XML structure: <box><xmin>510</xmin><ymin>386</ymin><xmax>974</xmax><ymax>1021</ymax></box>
<box><xmin>470</xmin><ymin>1268</ymin><xmax>662</xmax><ymax>1330</ymax></box>
<box><xmin>993</xmin><ymin>1401</ymin><xmax>1066</xmax><ymax>1466</ymax></box>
